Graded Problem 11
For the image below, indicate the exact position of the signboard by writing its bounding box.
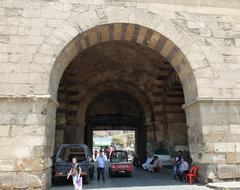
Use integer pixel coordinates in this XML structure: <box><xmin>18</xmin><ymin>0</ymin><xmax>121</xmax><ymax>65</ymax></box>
<box><xmin>93</xmin><ymin>137</ymin><xmax>112</xmax><ymax>147</ymax></box>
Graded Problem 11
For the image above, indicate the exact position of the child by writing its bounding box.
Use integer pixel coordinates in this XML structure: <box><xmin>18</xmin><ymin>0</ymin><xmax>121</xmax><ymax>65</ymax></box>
<box><xmin>67</xmin><ymin>157</ymin><xmax>82</xmax><ymax>190</ymax></box>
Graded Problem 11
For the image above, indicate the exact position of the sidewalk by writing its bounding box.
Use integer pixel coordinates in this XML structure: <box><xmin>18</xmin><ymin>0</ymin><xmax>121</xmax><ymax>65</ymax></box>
<box><xmin>207</xmin><ymin>182</ymin><xmax>240</xmax><ymax>190</ymax></box>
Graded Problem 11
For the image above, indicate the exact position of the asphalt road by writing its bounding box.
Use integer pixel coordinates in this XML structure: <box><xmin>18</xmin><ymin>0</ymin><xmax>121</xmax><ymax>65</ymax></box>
<box><xmin>50</xmin><ymin>165</ymin><xmax>210</xmax><ymax>190</ymax></box>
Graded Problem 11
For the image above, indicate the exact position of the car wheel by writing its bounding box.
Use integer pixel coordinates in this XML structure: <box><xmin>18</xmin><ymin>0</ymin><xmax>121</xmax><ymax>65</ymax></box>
<box><xmin>128</xmin><ymin>172</ymin><xmax>133</xmax><ymax>177</ymax></box>
<box><xmin>83</xmin><ymin>175</ymin><xmax>90</xmax><ymax>184</ymax></box>
<box><xmin>52</xmin><ymin>177</ymin><xmax>56</xmax><ymax>185</ymax></box>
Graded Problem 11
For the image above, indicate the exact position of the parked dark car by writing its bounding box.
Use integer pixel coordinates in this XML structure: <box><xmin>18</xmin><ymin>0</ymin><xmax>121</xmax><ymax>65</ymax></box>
<box><xmin>52</xmin><ymin>144</ymin><xmax>94</xmax><ymax>184</ymax></box>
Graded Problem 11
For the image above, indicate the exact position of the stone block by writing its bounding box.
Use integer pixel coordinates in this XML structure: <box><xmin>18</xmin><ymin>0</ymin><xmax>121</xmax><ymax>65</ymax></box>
<box><xmin>226</xmin><ymin>153</ymin><xmax>240</xmax><ymax>164</ymax></box>
<box><xmin>22</xmin><ymin>158</ymin><xmax>46</xmax><ymax>171</ymax></box>
<box><xmin>187</xmin><ymin>21</ymin><xmax>205</xmax><ymax>29</ymax></box>
<box><xmin>214</xmin><ymin>143</ymin><xmax>235</xmax><ymax>153</ymax></box>
<box><xmin>23</xmin><ymin>9</ymin><xmax>41</xmax><ymax>17</ymax></box>
<box><xmin>98</xmin><ymin>25</ymin><xmax>109</xmax><ymax>42</ymax></box>
<box><xmin>0</xmin><ymin>171</ymin><xmax>15</xmax><ymax>187</ymax></box>
<box><xmin>12</xmin><ymin>146</ymin><xmax>32</xmax><ymax>158</ymax></box>
<box><xmin>113</xmin><ymin>23</ymin><xmax>122</xmax><ymax>41</ymax></box>
<box><xmin>0</xmin><ymin>147</ymin><xmax>12</xmax><ymax>159</ymax></box>
<box><xmin>88</xmin><ymin>30</ymin><xmax>98</xmax><ymax>46</ymax></box>
<box><xmin>125</xmin><ymin>24</ymin><xmax>135</xmax><ymax>41</ymax></box>
<box><xmin>202</xmin><ymin>125</ymin><xmax>229</xmax><ymax>135</ymax></box>
<box><xmin>212</xmin><ymin>29</ymin><xmax>226</xmax><ymax>38</ymax></box>
<box><xmin>0</xmin><ymin>160</ymin><xmax>14</xmax><ymax>171</ymax></box>
<box><xmin>217</xmin><ymin>164</ymin><xmax>238</xmax><ymax>179</ymax></box>
<box><xmin>235</xmin><ymin>39</ymin><xmax>240</xmax><ymax>47</ymax></box>
<box><xmin>5</xmin><ymin>8</ymin><xmax>23</xmax><ymax>16</ymax></box>
<box><xmin>160</xmin><ymin>40</ymin><xmax>175</xmax><ymax>57</ymax></box>
<box><xmin>9</xmin><ymin>125</ymin><xmax>45</xmax><ymax>137</ymax></box>
<box><xmin>234</xmin><ymin>143</ymin><xmax>240</xmax><ymax>152</ymax></box>
<box><xmin>0</xmin><ymin>125</ymin><xmax>10</xmax><ymax>137</ymax></box>
<box><xmin>31</xmin><ymin>146</ymin><xmax>45</xmax><ymax>158</ymax></box>
<box><xmin>136</xmin><ymin>26</ymin><xmax>148</xmax><ymax>44</ymax></box>
<box><xmin>201</xmin><ymin>153</ymin><xmax>226</xmax><ymax>164</ymax></box>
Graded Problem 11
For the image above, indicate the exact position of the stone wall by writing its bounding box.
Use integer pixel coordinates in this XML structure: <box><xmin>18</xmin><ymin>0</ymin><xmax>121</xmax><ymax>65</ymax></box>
<box><xmin>0</xmin><ymin>96</ymin><xmax>57</xmax><ymax>189</ymax></box>
<box><xmin>185</xmin><ymin>99</ymin><xmax>240</xmax><ymax>182</ymax></box>
<box><xmin>1</xmin><ymin>0</ymin><xmax>240</xmax><ymax>188</ymax></box>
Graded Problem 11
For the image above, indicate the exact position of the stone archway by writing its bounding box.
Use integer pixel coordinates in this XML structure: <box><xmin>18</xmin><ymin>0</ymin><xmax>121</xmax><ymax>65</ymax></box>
<box><xmin>44</xmin><ymin>16</ymin><xmax>202</xmax><ymax>187</ymax></box>
<box><xmin>9</xmin><ymin>6</ymin><xmax>216</xmax><ymax>189</ymax></box>
<box><xmin>31</xmin><ymin>6</ymin><xmax>214</xmax><ymax>103</ymax></box>
<box><xmin>75</xmin><ymin>81</ymin><xmax>154</xmax><ymax>138</ymax></box>
<box><xmin>31</xmin><ymin>10</ymin><xmax>209</xmax><ymax>181</ymax></box>
<box><xmin>47</xmin><ymin>22</ymin><xmax>199</xmax><ymax>103</ymax></box>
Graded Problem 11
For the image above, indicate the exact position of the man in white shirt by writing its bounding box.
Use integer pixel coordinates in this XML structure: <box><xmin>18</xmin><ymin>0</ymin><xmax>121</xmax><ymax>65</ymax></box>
<box><xmin>147</xmin><ymin>156</ymin><xmax>161</xmax><ymax>172</ymax></box>
<box><xmin>96</xmin><ymin>150</ymin><xmax>106</xmax><ymax>181</ymax></box>
<box><xmin>177</xmin><ymin>158</ymin><xmax>189</xmax><ymax>182</ymax></box>
<box><xmin>142</xmin><ymin>154</ymin><xmax>153</xmax><ymax>170</ymax></box>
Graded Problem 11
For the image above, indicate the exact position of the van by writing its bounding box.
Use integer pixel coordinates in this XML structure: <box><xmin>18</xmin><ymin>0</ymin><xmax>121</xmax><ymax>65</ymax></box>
<box><xmin>52</xmin><ymin>144</ymin><xmax>94</xmax><ymax>184</ymax></box>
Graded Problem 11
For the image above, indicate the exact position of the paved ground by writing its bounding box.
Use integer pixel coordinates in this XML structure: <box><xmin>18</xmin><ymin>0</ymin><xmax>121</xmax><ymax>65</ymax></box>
<box><xmin>207</xmin><ymin>181</ymin><xmax>240</xmax><ymax>189</ymax></box>
<box><xmin>50</xmin><ymin>167</ymin><xmax>210</xmax><ymax>190</ymax></box>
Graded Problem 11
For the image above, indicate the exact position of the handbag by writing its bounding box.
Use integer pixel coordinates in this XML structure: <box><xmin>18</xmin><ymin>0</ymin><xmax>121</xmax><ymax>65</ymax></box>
<box><xmin>75</xmin><ymin>176</ymin><xmax>82</xmax><ymax>190</ymax></box>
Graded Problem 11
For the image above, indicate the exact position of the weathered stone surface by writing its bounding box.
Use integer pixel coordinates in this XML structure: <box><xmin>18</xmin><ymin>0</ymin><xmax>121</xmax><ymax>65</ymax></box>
<box><xmin>1</xmin><ymin>1</ymin><xmax>240</xmax><ymax>189</ymax></box>
<box><xmin>198</xmin><ymin>163</ymin><xmax>218</xmax><ymax>183</ymax></box>
<box><xmin>217</xmin><ymin>164</ymin><xmax>239</xmax><ymax>179</ymax></box>
<box><xmin>201</xmin><ymin>153</ymin><xmax>226</xmax><ymax>164</ymax></box>
<box><xmin>226</xmin><ymin>153</ymin><xmax>240</xmax><ymax>164</ymax></box>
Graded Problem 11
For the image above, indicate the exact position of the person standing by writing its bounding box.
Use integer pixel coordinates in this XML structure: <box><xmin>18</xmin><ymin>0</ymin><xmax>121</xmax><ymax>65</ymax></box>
<box><xmin>96</xmin><ymin>150</ymin><xmax>106</xmax><ymax>181</ymax></box>
<box><xmin>173</xmin><ymin>151</ymin><xmax>182</xmax><ymax>179</ymax></box>
<box><xmin>94</xmin><ymin>149</ymin><xmax>98</xmax><ymax>159</ymax></box>
<box><xmin>67</xmin><ymin>157</ymin><xmax>82</xmax><ymax>190</ymax></box>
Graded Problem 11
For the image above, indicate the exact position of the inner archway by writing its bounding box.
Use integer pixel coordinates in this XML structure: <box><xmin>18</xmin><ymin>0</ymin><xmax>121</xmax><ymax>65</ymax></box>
<box><xmin>85</xmin><ymin>90</ymin><xmax>147</xmax><ymax>159</ymax></box>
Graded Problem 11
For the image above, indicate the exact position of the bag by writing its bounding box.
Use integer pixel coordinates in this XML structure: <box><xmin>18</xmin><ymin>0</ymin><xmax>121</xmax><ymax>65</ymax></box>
<box><xmin>75</xmin><ymin>176</ymin><xmax>82</xmax><ymax>190</ymax></box>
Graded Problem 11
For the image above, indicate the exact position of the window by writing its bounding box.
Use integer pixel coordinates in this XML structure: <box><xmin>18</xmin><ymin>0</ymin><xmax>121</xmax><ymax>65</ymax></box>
<box><xmin>59</xmin><ymin>147</ymin><xmax>86</xmax><ymax>162</ymax></box>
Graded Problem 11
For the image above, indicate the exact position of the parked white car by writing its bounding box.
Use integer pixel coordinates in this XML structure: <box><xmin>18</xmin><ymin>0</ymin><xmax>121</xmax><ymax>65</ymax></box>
<box><xmin>154</xmin><ymin>154</ymin><xmax>172</xmax><ymax>166</ymax></box>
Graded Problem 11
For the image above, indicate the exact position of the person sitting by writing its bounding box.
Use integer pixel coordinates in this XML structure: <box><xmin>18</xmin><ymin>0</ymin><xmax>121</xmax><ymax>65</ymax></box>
<box><xmin>173</xmin><ymin>151</ymin><xmax>182</xmax><ymax>179</ymax></box>
<box><xmin>177</xmin><ymin>157</ymin><xmax>189</xmax><ymax>182</ymax></box>
<box><xmin>142</xmin><ymin>154</ymin><xmax>153</xmax><ymax>170</ymax></box>
<box><xmin>147</xmin><ymin>156</ymin><xmax>161</xmax><ymax>172</ymax></box>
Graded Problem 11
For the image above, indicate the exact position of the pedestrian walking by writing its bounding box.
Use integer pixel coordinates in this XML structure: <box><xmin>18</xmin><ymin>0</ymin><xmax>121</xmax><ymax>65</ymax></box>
<box><xmin>67</xmin><ymin>157</ymin><xmax>82</xmax><ymax>190</ymax></box>
<box><xmin>96</xmin><ymin>150</ymin><xmax>106</xmax><ymax>181</ymax></box>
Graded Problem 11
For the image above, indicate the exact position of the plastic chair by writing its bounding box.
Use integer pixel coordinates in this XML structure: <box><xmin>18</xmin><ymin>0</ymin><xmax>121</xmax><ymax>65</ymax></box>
<box><xmin>185</xmin><ymin>165</ymin><xmax>198</xmax><ymax>184</ymax></box>
<box><xmin>154</xmin><ymin>167</ymin><xmax>160</xmax><ymax>173</ymax></box>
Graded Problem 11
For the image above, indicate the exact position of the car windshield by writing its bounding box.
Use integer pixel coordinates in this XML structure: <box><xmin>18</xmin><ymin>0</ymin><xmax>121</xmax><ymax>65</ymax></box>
<box><xmin>59</xmin><ymin>146</ymin><xmax>86</xmax><ymax>162</ymax></box>
<box><xmin>111</xmin><ymin>152</ymin><xmax>127</xmax><ymax>163</ymax></box>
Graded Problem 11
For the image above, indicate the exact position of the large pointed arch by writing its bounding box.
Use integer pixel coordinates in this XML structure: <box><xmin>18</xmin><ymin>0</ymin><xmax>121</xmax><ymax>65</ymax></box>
<box><xmin>31</xmin><ymin>6</ymin><xmax>214</xmax><ymax>105</ymax></box>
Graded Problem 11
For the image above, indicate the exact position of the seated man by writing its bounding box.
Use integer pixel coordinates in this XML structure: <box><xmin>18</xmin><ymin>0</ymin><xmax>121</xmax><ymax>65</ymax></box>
<box><xmin>142</xmin><ymin>154</ymin><xmax>153</xmax><ymax>170</ymax></box>
<box><xmin>147</xmin><ymin>156</ymin><xmax>161</xmax><ymax>172</ymax></box>
<box><xmin>177</xmin><ymin>158</ymin><xmax>189</xmax><ymax>182</ymax></box>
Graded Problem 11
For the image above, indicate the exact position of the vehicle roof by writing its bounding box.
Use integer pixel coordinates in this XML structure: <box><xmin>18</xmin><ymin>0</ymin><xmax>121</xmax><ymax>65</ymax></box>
<box><xmin>111</xmin><ymin>150</ymin><xmax>127</xmax><ymax>153</ymax></box>
<box><xmin>59</xmin><ymin>144</ymin><xmax>89</xmax><ymax>148</ymax></box>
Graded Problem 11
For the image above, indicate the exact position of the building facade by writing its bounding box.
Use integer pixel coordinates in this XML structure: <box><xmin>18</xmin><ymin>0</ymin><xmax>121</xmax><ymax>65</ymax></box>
<box><xmin>1</xmin><ymin>0</ymin><xmax>240</xmax><ymax>189</ymax></box>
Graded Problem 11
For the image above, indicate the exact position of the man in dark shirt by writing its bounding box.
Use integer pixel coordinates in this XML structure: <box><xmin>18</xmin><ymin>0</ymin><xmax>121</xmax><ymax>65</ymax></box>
<box><xmin>173</xmin><ymin>151</ymin><xmax>182</xmax><ymax>179</ymax></box>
